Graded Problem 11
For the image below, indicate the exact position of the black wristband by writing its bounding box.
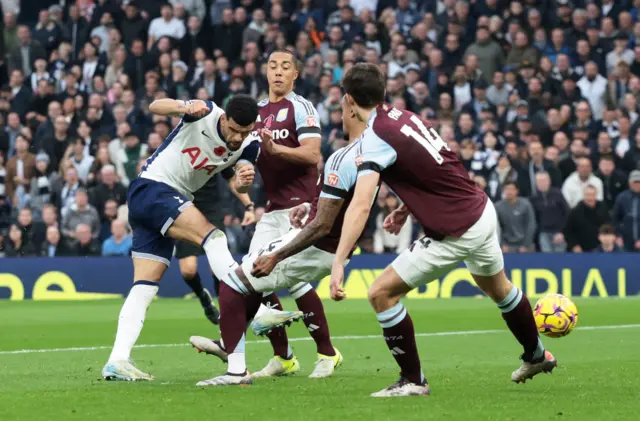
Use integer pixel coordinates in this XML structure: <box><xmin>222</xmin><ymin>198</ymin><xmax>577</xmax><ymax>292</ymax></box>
<box><xmin>245</xmin><ymin>203</ymin><xmax>255</xmax><ymax>210</ymax></box>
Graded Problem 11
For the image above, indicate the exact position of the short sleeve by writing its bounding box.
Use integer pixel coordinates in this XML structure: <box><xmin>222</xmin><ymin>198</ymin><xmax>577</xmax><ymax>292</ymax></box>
<box><xmin>357</xmin><ymin>128</ymin><xmax>398</xmax><ymax>178</ymax></box>
<box><xmin>320</xmin><ymin>148</ymin><xmax>357</xmax><ymax>200</ymax></box>
<box><xmin>182</xmin><ymin>100</ymin><xmax>215</xmax><ymax>123</ymax></box>
<box><xmin>237</xmin><ymin>139</ymin><xmax>260</xmax><ymax>165</ymax></box>
<box><xmin>293</xmin><ymin>97</ymin><xmax>321</xmax><ymax>141</ymax></box>
<box><xmin>221</xmin><ymin>167</ymin><xmax>235</xmax><ymax>180</ymax></box>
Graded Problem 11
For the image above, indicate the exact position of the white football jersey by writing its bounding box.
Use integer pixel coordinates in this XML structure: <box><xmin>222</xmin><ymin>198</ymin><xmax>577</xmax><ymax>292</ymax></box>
<box><xmin>140</xmin><ymin>100</ymin><xmax>260</xmax><ymax>200</ymax></box>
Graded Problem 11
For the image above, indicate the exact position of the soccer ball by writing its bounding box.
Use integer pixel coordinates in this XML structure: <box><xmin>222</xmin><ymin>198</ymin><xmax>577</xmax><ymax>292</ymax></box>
<box><xmin>533</xmin><ymin>294</ymin><xmax>579</xmax><ymax>338</ymax></box>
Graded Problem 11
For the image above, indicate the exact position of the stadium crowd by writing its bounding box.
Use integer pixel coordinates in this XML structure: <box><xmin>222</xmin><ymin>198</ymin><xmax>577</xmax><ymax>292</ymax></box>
<box><xmin>0</xmin><ymin>0</ymin><xmax>639</xmax><ymax>258</ymax></box>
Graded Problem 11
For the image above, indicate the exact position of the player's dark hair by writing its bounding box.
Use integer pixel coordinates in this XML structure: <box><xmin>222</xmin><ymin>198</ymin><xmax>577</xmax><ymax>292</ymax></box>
<box><xmin>342</xmin><ymin>63</ymin><xmax>386</xmax><ymax>109</ymax></box>
<box><xmin>225</xmin><ymin>94</ymin><xmax>258</xmax><ymax>127</ymax></box>
<box><xmin>269</xmin><ymin>49</ymin><xmax>302</xmax><ymax>71</ymax></box>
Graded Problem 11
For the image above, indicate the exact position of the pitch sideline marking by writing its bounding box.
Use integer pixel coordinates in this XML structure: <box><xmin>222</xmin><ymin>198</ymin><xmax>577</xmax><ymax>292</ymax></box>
<box><xmin>1</xmin><ymin>324</ymin><xmax>639</xmax><ymax>356</ymax></box>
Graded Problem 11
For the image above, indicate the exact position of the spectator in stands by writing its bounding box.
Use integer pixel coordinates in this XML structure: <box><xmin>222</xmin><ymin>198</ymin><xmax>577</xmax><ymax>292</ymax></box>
<box><xmin>102</xmin><ymin>219</ymin><xmax>132</xmax><ymax>256</ymax></box>
<box><xmin>61</xmin><ymin>188</ymin><xmax>100</xmax><ymax>241</ymax></box>
<box><xmin>577</xmin><ymin>62</ymin><xmax>607</xmax><ymax>121</ymax></box>
<box><xmin>29</xmin><ymin>152</ymin><xmax>58</xmax><ymax>218</ymax></box>
<box><xmin>40</xmin><ymin>225</ymin><xmax>70</xmax><ymax>257</ymax></box>
<box><xmin>374</xmin><ymin>193</ymin><xmax>412</xmax><ymax>254</ymax></box>
<box><xmin>596</xmin><ymin>224</ymin><xmax>624</xmax><ymax>253</ymax></box>
<box><xmin>16</xmin><ymin>207</ymin><xmax>45</xmax><ymax>252</ymax></box>
<box><xmin>606</xmin><ymin>34</ymin><xmax>634</xmax><ymax>75</ymax></box>
<box><xmin>4</xmin><ymin>112</ymin><xmax>22</xmax><ymax>158</ymax></box>
<box><xmin>33</xmin><ymin>10</ymin><xmax>63</xmax><ymax>56</ymax></box>
<box><xmin>7</xmin><ymin>70</ymin><xmax>32</xmax><ymax>120</ymax></box>
<box><xmin>147</xmin><ymin>3</ymin><xmax>185</xmax><ymax>50</ymax></box>
<box><xmin>70</xmin><ymin>223</ymin><xmax>100</xmax><ymax>257</ymax></box>
<box><xmin>8</xmin><ymin>26</ymin><xmax>46</xmax><ymax>76</ymax></box>
<box><xmin>612</xmin><ymin>170</ymin><xmax>640</xmax><ymax>251</ymax></box>
<box><xmin>90</xmin><ymin>164</ymin><xmax>126</xmax><ymax>220</ymax></box>
<box><xmin>99</xmin><ymin>199</ymin><xmax>119</xmax><ymax>242</ymax></box>
<box><xmin>530</xmin><ymin>172</ymin><xmax>570</xmax><ymax>252</ymax></box>
<box><xmin>67</xmin><ymin>137</ymin><xmax>95</xmax><ymax>183</ymax></box>
<box><xmin>37</xmin><ymin>105</ymin><xmax>65</xmax><ymax>161</ymax></box>
<box><xmin>3</xmin><ymin>12</ymin><xmax>19</xmax><ymax>55</ymax></box>
<box><xmin>524</xmin><ymin>140</ymin><xmax>562</xmax><ymax>197</ymax></box>
<box><xmin>559</xmin><ymin>138</ymin><xmax>587</xmax><ymax>181</ymax></box>
<box><xmin>562</xmin><ymin>157</ymin><xmax>605</xmax><ymax>208</ymax></box>
<box><xmin>506</xmin><ymin>31</ymin><xmax>539</xmax><ymax>69</ymax></box>
<box><xmin>54</xmin><ymin>165</ymin><xmax>83</xmax><ymax>215</ymax></box>
<box><xmin>486</xmin><ymin>71</ymin><xmax>511</xmax><ymax>106</ymax></box>
<box><xmin>212</xmin><ymin>8</ymin><xmax>243</xmax><ymax>63</ymax></box>
<box><xmin>115</xmin><ymin>132</ymin><xmax>147</xmax><ymax>186</ymax></box>
<box><xmin>622</xmin><ymin>129</ymin><xmax>640</xmax><ymax>173</ymax></box>
<box><xmin>495</xmin><ymin>182</ymin><xmax>537</xmax><ymax>253</ymax></box>
<box><xmin>41</xmin><ymin>204</ymin><xmax>58</xmax><ymax>228</ymax></box>
<box><xmin>596</xmin><ymin>154</ymin><xmax>628</xmax><ymax>210</ymax></box>
<box><xmin>5</xmin><ymin>223</ymin><xmax>37</xmax><ymax>257</ymax></box>
<box><xmin>5</xmin><ymin>135</ymin><xmax>35</xmax><ymax>208</ymax></box>
<box><xmin>564</xmin><ymin>185</ymin><xmax>611</xmax><ymax>252</ymax></box>
<box><xmin>222</xmin><ymin>213</ymin><xmax>248</xmax><ymax>255</ymax></box>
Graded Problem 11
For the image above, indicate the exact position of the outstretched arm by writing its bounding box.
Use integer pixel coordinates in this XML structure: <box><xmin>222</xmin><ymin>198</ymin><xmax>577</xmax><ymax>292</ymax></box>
<box><xmin>148</xmin><ymin>99</ymin><xmax>210</xmax><ymax>118</ymax></box>
<box><xmin>330</xmin><ymin>172</ymin><xmax>380</xmax><ymax>300</ymax></box>
<box><xmin>251</xmin><ymin>197</ymin><xmax>344</xmax><ymax>277</ymax></box>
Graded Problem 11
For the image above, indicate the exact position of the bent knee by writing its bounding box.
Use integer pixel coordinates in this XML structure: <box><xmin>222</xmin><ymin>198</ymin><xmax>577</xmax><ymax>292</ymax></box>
<box><xmin>368</xmin><ymin>283</ymin><xmax>394</xmax><ymax>312</ymax></box>
<box><xmin>179</xmin><ymin>261</ymin><xmax>199</xmax><ymax>279</ymax></box>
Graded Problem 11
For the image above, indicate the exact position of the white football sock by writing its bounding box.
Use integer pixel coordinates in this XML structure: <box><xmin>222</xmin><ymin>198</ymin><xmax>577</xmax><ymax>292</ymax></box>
<box><xmin>108</xmin><ymin>281</ymin><xmax>159</xmax><ymax>362</ymax></box>
<box><xmin>202</xmin><ymin>229</ymin><xmax>239</xmax><ymax>280</ymax></box>
<box><xmin>227</xmin><ymin>352</ymin><xmax>247</xmax><ymax>375</ymax></box>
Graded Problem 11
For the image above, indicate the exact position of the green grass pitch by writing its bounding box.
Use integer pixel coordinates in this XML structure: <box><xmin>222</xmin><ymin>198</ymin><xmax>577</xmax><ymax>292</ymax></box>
<box><xmin>1</xmin><ymin>297</ymin><xmax>639</xmax><ymax>421</ymax></box>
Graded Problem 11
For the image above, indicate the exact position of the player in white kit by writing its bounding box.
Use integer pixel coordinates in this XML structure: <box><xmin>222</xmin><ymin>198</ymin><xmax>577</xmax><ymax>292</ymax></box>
<box><xmin>102</xmin><ymin>95</ymin><xmax>261</xmax><ymax>381</ymax></box>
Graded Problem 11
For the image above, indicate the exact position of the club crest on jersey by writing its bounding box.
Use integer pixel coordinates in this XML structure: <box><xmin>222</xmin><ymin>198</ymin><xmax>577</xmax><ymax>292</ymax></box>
<box><xmin>306</xmin><ymin>116</ymin><xmax>317</xmax><ymax>127</ymax></box>
<box><xmin>214</xmin><ymin>146</ymin><xmax>226</xmax><ymax>156</ymax></box>
<box><xmin>355</xmin><ymin>155</ymin><xmax>364</xmax><ymax>167</ymax></box>
<box><xmin>276</xmin><ymin>108</ymin><xmax>288</xmax><ymax>122</ymax></box>
<box><xmin>264</xmin><ymin>114</ymin><xmax>274</xmax><ymax>128</ymax></box>
<box><xmin>327</xmin><ymin>173</ymin><xmax>339</xmax><ymax>186</ymax></box>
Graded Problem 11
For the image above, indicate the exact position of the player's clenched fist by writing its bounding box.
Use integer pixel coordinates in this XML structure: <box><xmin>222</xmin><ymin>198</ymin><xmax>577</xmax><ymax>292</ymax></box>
<box><xmin>186</xmin><ymin>100</ymin><xmax>210</xmax><ymax>118</ymax></box>
<box><xmin>236</xmin><ymin>164</ymin><xmax>255</xmax><ymax>187</ymax></box>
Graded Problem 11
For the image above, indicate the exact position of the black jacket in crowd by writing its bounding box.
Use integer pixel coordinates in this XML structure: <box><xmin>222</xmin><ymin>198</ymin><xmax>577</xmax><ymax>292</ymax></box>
<box><xmin>596</xmin><ymin>169</ymin><xmax>628</xmax><ymax>210</ymax></box>
<box><xmin>530</xmin><ymin>187</ymin><xmax>570</xmax><ymax>233</ymax></box>
<box><xmin>564</xmin><ymin>201</ymin><xmax>611</xmax><ymax>251</ymax></box>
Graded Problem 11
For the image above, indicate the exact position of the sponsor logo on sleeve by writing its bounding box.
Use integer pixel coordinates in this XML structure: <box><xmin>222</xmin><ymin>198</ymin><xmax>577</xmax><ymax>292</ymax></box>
<box><xmin>306</xmin><ymin>116</ymin><xmax>317</xmax><ymax>127</ymax></box>
<box><xmin>327</xmin><ymin>173</ymin><xmax>339</xmax><ymax>186</ymax></box>
<box><xmin>355</xmin><ymin>155</ymin><xmax>364</xmax><ymax>167</ymax></box>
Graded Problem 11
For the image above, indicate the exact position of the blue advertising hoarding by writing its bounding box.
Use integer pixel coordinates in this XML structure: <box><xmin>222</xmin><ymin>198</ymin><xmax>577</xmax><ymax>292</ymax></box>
<box><xmin>0</xmin><ymin>253</ymin><xmax>637</xmax><ymax>301</ymax></box>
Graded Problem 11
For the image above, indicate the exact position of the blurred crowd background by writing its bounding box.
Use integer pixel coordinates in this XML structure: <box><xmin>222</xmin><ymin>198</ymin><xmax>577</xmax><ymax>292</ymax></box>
<box><xmin>0</xmin><ymin>0</ymin><xmax>639</xmax><ymax>258</ymax></box>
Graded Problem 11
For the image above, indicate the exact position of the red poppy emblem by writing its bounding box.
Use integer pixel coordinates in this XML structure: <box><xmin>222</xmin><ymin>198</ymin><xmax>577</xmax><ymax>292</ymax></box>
<box><xmin>264</xmin><ymin>114</ymin><xmax>274</xmax><ymax>129</ymax></box>
<box><xmin>214</xmin><ymin>146</ymin><xmax>226</xmax><ymax>156</ymax></box>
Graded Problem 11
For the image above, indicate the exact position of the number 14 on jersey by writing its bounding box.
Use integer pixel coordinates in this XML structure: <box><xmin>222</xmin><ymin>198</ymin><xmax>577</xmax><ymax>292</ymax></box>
<box><xmin>399</xmin><ymin>114</ymin><xmax>450</xmax><ymax>164</ymax></box>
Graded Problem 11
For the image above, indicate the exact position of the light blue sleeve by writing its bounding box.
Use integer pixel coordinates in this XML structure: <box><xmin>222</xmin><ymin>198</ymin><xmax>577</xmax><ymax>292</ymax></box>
<box><xmin>292</xmin><ymin>96</ymin><xmax>322</xmax><ymax>141</ymax></box>
<box><xmin>319</xmin><ymin>148</ymin><xmax>358</xmax><ymax>200</ymax></box>
<box><xmin>357</xmin><ymin>128</ymin><xmax>398</xmax><ymax>178</ymax></box>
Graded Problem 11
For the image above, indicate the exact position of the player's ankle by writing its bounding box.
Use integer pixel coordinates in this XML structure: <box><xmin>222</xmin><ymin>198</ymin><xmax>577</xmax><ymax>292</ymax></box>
<box><xmin>317</xmin><ymin>345</ymin><xmax>336</xmax><ymax>357</ymax></box>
